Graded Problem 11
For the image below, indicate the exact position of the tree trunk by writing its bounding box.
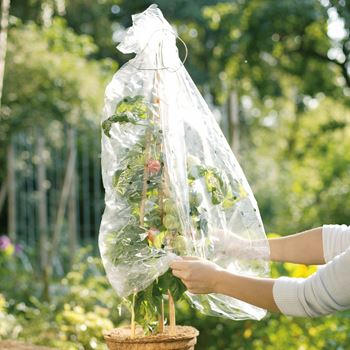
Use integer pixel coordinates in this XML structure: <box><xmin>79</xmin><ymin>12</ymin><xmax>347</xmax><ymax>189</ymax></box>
<box><xmin>286</xmin><ymin>92</ymin><xmax>302</xmax><ymax>155</ymax></box>
<box><xmin>229</xmin><ymin>91</ymin><xmax>240</xmax><ymax>155</ymax></box>
<box><xmin>0</xmin><ymin>0</ymin><xmax>11</xmax><ymax>108</ymax></box>
<box><xmin>50</xmin><ymin>126</ymin><xmax>76</xmax><ymax>264</ymax></box>
<box><xmin>67</xmin><ymin>128</ymin><xmax>77</xmax><ymax>267</ymax></box>
<box><xmin>37</xmin><ymin>134</ymin><xmax>49</xmax><ymax>300</ymax></box>
<box><xmin>7</xmin><ymin>138</ymin><xmax>16</xmax><ymax>241</ymax></box>
<box><xmin>0</xmin><ymin>175</ymin><xmax>7</xmax><ymax>216</ymax></box>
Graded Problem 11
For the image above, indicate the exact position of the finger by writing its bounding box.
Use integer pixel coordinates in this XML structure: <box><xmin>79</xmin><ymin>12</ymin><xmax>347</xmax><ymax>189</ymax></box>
<box><xmin>171</xmin><ymin>269</ymin><xmax>187</xmax><ymax>280</ymax></box>
<box><xmin>170</xmin><ymin>261</ymin><xmax>183</xmax><ymax>269</ymax></box>
<box><xmin>190</xmin><ymin>290</ymin><xmax>203</xmax><ymax>295</ymax></box>
<box><xmin>170</xmin><ymin>260</ymin><xmax>190</xmax><ymax>269</ymax></box>
<box><xmin>187</xmin><ymin>287</ymin><xmax>199</xmax><ymax>294</ymax></box>
<box><xmin>182</xmin><ymin>256</ymin><xmax>201</xmax><ymax>261</ymax></box>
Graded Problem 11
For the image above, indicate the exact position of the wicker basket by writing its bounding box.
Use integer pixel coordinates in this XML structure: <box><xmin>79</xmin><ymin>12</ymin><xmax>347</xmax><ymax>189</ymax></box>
<box><xmin>104</xmin><ymin>325</ymin><xmax>199</xmax><ymax>350</ymax></box>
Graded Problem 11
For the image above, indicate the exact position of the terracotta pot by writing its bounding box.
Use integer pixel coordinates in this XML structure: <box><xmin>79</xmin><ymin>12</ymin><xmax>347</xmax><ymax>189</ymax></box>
<box><xmin>104</xmin><ymin>325</ymin><xmax>199</xmax><ymax>350</ymax></box>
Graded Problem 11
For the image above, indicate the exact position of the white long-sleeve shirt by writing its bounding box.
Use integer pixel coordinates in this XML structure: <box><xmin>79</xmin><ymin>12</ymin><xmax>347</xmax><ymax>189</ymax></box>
<box><xmin>272</xmin><ymin>224</ymin><xmax>350</xmax><ymax>317</ymax></box>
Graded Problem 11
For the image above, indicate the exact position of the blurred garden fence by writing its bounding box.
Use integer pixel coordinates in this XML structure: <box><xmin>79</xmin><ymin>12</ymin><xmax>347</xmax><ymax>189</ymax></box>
<box><xmin>0</xmin><ymin>125</ymin><xmax>104</xmax><ymax>263</ymax></box>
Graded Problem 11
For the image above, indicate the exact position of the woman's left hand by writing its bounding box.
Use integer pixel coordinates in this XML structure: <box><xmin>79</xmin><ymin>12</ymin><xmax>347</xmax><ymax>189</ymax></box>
<box><xmin>170</xmin><ymin>256</ymin><xmax>223</xmax><ymax>294</ymax></box>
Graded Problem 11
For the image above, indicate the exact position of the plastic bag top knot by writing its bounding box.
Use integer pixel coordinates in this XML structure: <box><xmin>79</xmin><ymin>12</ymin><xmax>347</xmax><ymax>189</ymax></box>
<box><xmin>117</xmin><ymin>4</ymin><xmax>175</xmax><ymax>55</ymax></box>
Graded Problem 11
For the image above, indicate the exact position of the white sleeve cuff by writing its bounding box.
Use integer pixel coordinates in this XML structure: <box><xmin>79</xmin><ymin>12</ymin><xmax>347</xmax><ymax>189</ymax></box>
<box><xmin>322</xmin><ymin>224</ymin><xmax>350</xmax><ymax>263</ymax></box>
<box><xmin>273</xmin><ymin>277</ymin><xmax>308</xmax><ymax>317</ymax></box>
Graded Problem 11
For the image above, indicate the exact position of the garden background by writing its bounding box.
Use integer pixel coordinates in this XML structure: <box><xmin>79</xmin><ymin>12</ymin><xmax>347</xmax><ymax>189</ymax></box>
<box><xmin>1</xmin><ymin>0</ymin><xmax>350</xmax><ymax>349</ymax></box>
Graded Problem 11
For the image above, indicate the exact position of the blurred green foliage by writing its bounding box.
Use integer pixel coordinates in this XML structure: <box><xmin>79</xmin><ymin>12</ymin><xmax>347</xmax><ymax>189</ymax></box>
<box><xmin>1</xmin><ymin>17</ymin><xmax>114</xmax><ymax>139</ymax></box>
<box><xmin>245</xmin><ymin>96</ymin><xmax>350</xmax><ymax>234</ymax></box>
<box><xmin>0</xmin><ymin>244</ymin><xmax>123</xmax><ymax>349</ymax></box>
<box><xmin>0</xmin><ymin>15</ymin><xmax>116</xmax><ymax>181</ymax></box>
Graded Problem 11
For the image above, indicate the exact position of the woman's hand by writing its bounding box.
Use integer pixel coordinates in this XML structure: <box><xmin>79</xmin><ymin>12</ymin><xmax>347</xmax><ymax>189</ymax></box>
<box><xmin>170</xmin><ymin>256</ymin><xmax>280</xmax><ymax>313</ymax></box>
<box><xmin>170</xmin><ymin>256</ymin><xmax>223</xmax><ymax>294</ymax></box>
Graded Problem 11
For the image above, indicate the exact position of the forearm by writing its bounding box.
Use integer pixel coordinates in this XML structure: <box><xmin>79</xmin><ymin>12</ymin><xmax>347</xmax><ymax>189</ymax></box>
<box><xmin>215</xmin><ymin>269</ymin><xmax>280</xmax><ymax>313</ymax></box>
<box><xmin>269</xmin><ymin>227</ymin><xmax>324</xmax><ymax>265</ymax></box>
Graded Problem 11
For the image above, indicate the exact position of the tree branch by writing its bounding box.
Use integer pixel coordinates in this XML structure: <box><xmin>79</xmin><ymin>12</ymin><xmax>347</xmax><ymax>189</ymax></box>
<box><xmin>289</xmin><ymin>46</ymin><xmax>350</xmax><ymax>88</ymax></box>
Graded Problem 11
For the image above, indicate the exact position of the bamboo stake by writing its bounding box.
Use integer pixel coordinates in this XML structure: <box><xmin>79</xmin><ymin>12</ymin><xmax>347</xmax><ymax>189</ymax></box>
<box><xmin>158</xmin><ymin>146</ymin><xmax>164</xmax><ymax>225</ymax></box>
<box><xmin>161</xmin><ymin>298</ymin><xmax>165</xmax><ymax>330</ymax></box>
<box><xmin>140</xmin><ymin>72</ymin><xmax>160</xmax><ymax>225</ymax></box>
<box><xmin>139</xmin><ymin>129</ymin><xmax>152</xmax><ymax>225</ymax></box>
<box><xmin>134</xmin><ymin>96</ymin><xmax>156</xmax><ymax>337</ymax></box>
<box><xmin>158</xmin><ymin>298</ymin><xmax>164</xmax><ymax>333</ymax></box>
<box><xmin>136</xmin><ymin>65</ymin><xmax>163</xmax><ymax>336</ymax></box>
<box><xmin>168</xmin><ymin>289</ymin><xmax>176</xmax><ymax>334</ymax></box>
<box><xmin>155</xmin><ymin>88</ymin><xmax>165</xmax><ymax>226</ymax></box>
<box><xmin>130</xmin><ymin>292</ymin><xmax>136</xmax><ymax>339</ymax></box>
<box><xmin>154</xmin><ymin>62</ymin><xmax>177</xmax><ymax>335</ymax></box>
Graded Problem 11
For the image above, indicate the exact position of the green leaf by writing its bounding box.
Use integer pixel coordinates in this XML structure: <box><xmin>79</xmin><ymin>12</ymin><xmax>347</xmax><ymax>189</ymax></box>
<box><xmin>156</xmin><ymin>270</ymin><xmax>187</xmax><ymax>302</ymax></box>
<box><xmin>102</xmin><ymin>95</ymin><xmax>150</xmax><ymax>137</ymax></box>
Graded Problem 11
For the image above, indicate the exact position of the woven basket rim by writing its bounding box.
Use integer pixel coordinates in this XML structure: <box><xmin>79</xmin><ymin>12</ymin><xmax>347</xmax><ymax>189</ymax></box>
<box><xmin>104</xmin><ymin>325</ymin><xmax>199</xmax><ymax>344</ymax></box>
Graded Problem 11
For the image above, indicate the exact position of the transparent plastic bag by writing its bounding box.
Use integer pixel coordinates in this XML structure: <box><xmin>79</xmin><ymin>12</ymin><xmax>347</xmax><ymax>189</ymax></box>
<box><xmin>99</xmin><ymin>4</ymin><xmax>270</xmax><ymax>321</ymax></box>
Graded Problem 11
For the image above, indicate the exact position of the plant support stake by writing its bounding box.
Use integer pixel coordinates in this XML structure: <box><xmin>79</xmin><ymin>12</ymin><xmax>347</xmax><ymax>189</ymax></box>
<box><xmin>131</xmin><ymin>292</ymin><xmax>136</xmax><ymax>339</ymax></box>
<box><xmin>168</xmin><ymin>289</ymin><xmax>176</xmax><ymax>334</ymax></box>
